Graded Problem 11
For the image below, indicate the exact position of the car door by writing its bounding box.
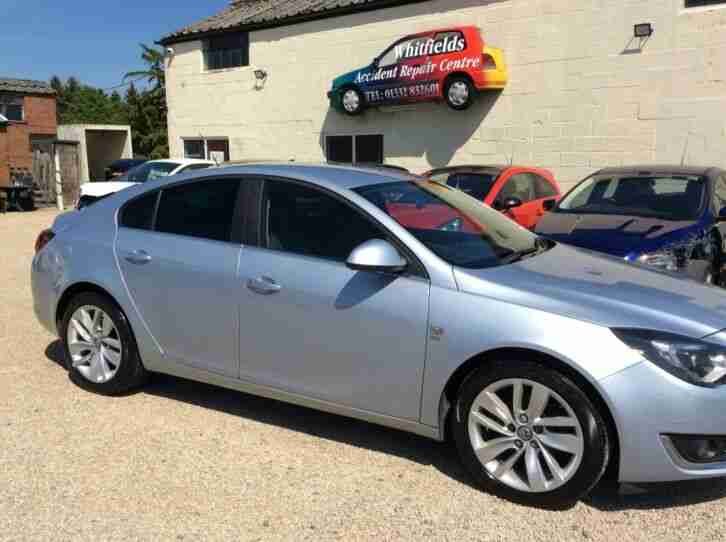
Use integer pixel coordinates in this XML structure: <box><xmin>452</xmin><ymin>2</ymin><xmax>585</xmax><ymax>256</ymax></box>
<box><xmin>115</xmin><ymin>177</ymin><xmax>244</xmax><ymax>377</ymax></box>
<box><xmin>236</xmin><ymin>178</ymin><xmax>431</xmax><ymax>421</ymax></box>
<box><xmin>494</xmin><ymin>172</ymin><xmax>539</xmax><ymax>228</ymax></box>
<box><xmin>712</xmin><ymin>174</ymin><xmax>726</xmax><ymax>254</ymax></box>
<box><xmin>530</xmin><ymin>172</ymin><xmax>561</xmax><ymax>226</ymax></box>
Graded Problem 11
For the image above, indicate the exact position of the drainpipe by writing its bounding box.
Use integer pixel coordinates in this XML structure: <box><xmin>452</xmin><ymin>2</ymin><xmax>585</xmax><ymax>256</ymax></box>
<box><xmin>54</xmin><ymin>144</ymin><xmax>63</xmax><ymax>210</ymax></box>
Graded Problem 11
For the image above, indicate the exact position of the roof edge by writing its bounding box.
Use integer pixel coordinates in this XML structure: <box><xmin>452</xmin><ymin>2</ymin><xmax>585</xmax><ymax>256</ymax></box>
<box><xmin>159</xmin><ymin>0</ymin><xmax>431</xmax><ymax>45</ymax></box>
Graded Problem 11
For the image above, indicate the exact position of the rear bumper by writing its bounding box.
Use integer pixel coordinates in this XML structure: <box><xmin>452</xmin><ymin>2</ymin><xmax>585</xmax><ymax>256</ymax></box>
<box><xmin>31</xmin><ymin>249</ymin><xmax>60</xmax><ymax>336</ymax></box>
<box><xmin>600</xmin><ymin>361</ymin><xmax>726</xmax><ymax>482</ymax></box>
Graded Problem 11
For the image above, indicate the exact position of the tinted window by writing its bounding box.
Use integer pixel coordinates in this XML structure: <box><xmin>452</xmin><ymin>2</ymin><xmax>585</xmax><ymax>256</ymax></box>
<box><xmin>125</xmin><ymin>162</ymin><xmax>179</xmax><ymax>183</ymax></box>
<box><xmin>356</xmin><ymin>181</ymin><xmax>542</xmax><ymax>269</ymax></box>
<box><xmin>120</xmin><ymin>192</ymin><xmax>158</xmax><ymax>230</ymax></box>
<box><xmin>445</xmin><ymin>172</ymin><xmax>497</xmax><ymax>201</ymax></box>
<box><xmin>532</xmin><ymin>174</ymin><xmax>558</xmax><ymax>198</ymax></box>
<box><xmin>499</xmin><ymin>174</ymin><xmax>536</xmax><ymax>203</ymax></box>
<box><xmin>263</xmin><ymin>180</ymin><xmax>382</xmax><ymax>262</ymax></box>
<box><xmin>558</xmin><ymin>175</ymin><xmax>706</xmax><ymax>221</ymax></box>
<box><xmin>155</xmin><ymin>179</ymin><xmax>240</xmax><ymax>242</ymax></box>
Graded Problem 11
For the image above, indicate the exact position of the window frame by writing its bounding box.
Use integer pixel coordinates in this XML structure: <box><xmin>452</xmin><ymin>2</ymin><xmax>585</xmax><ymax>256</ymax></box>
<box><xmin>203</xmin><ymin>32</ymin><xmax>250</xmax><ymax>71</ymax></box>
<box><xmin>498</xmin><ymin>173</ymin><xmax>537</xmax><ymax>204</ymax></box>
<box><xmin>0</xmin><ymin>94</ymin><xmax>24</xmax><ymax>122</ymax></box>
<box><xmin>325</xmin><ymin>134</ymin><xmax>384</xmax><ymax>165</ymax></box>
<box><xmin>245</xmin><ymin>175</ymin><xmax>428</xmax><ymax>279</ymax></box>
<box><xmin>182</xmin><ymin>137</ymin><xmax>230</xmax><ymax>162</ymax></box>
<box><xmin>117</xmin><ymin>176</ymin><xmax>248</xmax><ymax>245</ymax></box>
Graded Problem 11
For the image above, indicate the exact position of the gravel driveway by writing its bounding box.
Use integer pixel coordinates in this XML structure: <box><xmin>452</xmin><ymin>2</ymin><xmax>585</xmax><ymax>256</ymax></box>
<box><xmin>2</xmin><ymin>208</ymin><xmax>726</xmax><ymax>541</ymax></box>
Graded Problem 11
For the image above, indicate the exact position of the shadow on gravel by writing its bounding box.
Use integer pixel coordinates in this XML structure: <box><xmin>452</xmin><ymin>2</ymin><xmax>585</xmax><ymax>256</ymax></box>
<box><xmin>44</xmin><ymin>339</ymin><xmax>726</xmax><ymax>510</ymax></box>
<box><xmin>586</xmin><ymin>478</ymin><xmax>726</xmax><ymax>512</ymax></box>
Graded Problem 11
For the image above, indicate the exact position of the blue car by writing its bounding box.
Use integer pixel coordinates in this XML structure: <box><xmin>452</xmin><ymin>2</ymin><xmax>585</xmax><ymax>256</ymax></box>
<box><xmin>535</xmin><ymin>166</ymin><xmax>726</xmax><ymax>284</ymax></box>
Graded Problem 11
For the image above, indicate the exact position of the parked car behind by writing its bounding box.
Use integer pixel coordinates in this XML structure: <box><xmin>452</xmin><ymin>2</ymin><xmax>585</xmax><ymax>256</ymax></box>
<box><xmin>77</xmin><ymin>158</ymin><xmax>215</xmax><ymax>209</ymax></box>
<box><xmin>104</xmin><ymin>158</ymin><xmax>147</xmax><ymax>181</ymax></box>
<box><xmin>425</xmin><ymin>165</ymin><xmax>561</xmax><ymax>229</ymax></box>
<box><xmin>32</xmin><ymin>164</ymin><xmax>726</xmax><ymax>508</ymax></box>
<box><xmin>535</xmin><ymin>166</ymin><xmax>726</xmax><ymax>285</ymax></box>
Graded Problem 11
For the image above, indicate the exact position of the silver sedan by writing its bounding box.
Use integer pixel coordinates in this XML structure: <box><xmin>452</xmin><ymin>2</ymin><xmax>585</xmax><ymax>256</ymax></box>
<box><xmin>31</xmin><ymin>164</ymin><xmax>726</xmax><ymax>508</ymax></box>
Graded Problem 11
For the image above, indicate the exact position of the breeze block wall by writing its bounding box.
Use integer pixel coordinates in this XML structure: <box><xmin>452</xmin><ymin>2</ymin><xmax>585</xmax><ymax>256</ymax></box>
<box><xmin>166</xmin><ymin>0</ymin><xmax>726</xmax><ymax>189</ymax></box>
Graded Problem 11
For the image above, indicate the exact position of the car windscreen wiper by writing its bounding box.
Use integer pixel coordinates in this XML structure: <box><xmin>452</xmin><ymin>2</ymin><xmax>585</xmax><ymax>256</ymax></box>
<box><xmin>500</xmin><ymin>238</ymin><xmax>551</xmax><ymax>265</ymax></box>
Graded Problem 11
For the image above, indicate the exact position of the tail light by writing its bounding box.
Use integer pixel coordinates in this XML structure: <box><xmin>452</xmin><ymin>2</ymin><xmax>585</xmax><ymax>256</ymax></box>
<box><xmin>482</xmin><ymin>54</ymin><xmax>497</xmax><ymax>70</ymax></box>
<box><xmin>35</xmin><ymin>229</ymin><xmax>55</xmax><ymax>254</ymax></box>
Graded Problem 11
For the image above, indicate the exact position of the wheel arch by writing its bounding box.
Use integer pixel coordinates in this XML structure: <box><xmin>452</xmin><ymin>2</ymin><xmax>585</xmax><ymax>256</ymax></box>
<box><xmin>56</xmin><ymin>281</ymin><xmax>124</xmax><ymax>330</ymax></box>
<box><xmin>443</xmin><ymin>71</ymin><xmax>474</xmax><ymax>91</ymax></box>
<box><xmin>438</xmin><ymin>347</ymin><xmax>621</xmax><ymax>481</ymax></box>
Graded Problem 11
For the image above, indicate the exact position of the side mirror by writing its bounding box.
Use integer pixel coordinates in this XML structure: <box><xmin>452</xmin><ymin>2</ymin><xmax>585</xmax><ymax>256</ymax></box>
<box><xmin>371</xmin><ymin>57</ymin><xmax>380</xmax><ymax>68</ymax></box>
<box><xmin>495</xmin><ymin>197</ymin><xmax>523</xmax><ymax>211</ymax></box>
<box><xmin>346</xmin><ymin>239</ymin><xmax>407</xmax><ymax>274</ymax></box>
<box><xmin>543</xmin><ymin>199</ymin><xmax>557</xmax><ymax>211</ymax></box>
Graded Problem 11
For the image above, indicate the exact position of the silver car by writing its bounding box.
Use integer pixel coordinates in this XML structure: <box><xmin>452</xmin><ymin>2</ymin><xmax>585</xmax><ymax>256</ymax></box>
<box><xmin>31</xmin><ymin>164</ymin><xmax>726</xmax><ymax>508</ymax></box>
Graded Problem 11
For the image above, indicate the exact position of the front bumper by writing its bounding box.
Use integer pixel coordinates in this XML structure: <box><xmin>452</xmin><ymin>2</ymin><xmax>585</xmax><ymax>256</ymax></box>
<box><xmin>601</xmin><ymin>360</ymin><xmax>726</xmax><ymax>482</ymax></box>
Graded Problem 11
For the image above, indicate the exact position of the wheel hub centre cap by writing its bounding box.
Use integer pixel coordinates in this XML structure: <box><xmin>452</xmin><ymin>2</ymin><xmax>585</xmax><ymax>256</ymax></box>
<box><xmin>517</xmin><ymin>426</ymin><xmax>534</xmax><ymax>441</ymax></box>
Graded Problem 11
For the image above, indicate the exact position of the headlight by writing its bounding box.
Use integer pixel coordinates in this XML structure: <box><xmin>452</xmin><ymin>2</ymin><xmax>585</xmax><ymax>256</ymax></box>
<box><xmin>439</xmin><ymin>217</ymin><xmax>463</xmax><ymax>232</ymax></box>
<box><xmin>636</xmin><ymin>251</ymin><xmax>684</xmax><ymax>272</ymax></box>
<box><xmin>612</xmin><ymin>328</ymin><xmax>726</xmax><ymax>387</ymax></box>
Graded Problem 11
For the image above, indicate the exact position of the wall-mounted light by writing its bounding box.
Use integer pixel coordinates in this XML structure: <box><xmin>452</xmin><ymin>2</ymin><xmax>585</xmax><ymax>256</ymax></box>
<box><xmin>634</xmin><ymin>23</ymin><xmax>654</xmax><ymax>39</ymax></box>
<box><xmin>254</xmin><ymin>69</ymin><xmax>268</xmax><ymax>81</ymax></box>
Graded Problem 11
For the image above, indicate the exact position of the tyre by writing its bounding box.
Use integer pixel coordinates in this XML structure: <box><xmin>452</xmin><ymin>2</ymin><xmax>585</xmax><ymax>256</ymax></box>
<box><xmin>60</xmin><ymin>292</ymin><xmax>147</xmax><ymax>395</ymax></box>
<box><xmin>444</xmin><ymin>76</ymin><xmax>475</xmax><ymax>111</ymax></box>
<box><xmin>453</xmin><ymin>360</ymin><xmax>610</xmax><ymax>509</ymax></box>
<box><xmin>340</xmin><ymin>87</ymin><xmax>365</xmax><ymax>116</ymax></box>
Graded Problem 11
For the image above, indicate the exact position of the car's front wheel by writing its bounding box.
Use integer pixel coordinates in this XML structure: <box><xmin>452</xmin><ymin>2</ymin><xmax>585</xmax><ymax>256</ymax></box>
<box><xmin>60</xmin><ymin>292</ymin><xmax>147</xmax><ymax>395</ymax></box>
<box><xmin>340</xmin><ymin>87</ymin><xmax>365</xmax><ymax>116</ymax></box>
<box><xmin>453</xmin><ymin>360</ymin><xmax>610</xmax><ymax>509</ymax></box>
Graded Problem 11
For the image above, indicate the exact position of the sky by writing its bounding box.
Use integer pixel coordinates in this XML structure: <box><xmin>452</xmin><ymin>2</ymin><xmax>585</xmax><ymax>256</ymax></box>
<box><xmin>1</xmin><ymin>1</ymin><xmax>229</xmax><ymax>92</ymax></box>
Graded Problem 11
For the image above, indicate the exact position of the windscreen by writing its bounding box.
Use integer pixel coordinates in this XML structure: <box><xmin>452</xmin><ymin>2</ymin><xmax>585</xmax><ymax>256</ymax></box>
<box><xmin>557</xmin><ymin>174</ymin><xmax>705</xmax><ymax>221</ymax></box>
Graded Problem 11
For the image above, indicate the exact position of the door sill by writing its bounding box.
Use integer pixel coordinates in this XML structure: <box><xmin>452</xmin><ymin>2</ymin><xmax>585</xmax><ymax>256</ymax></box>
<box><xmin>153</xmin><ymin>361</ymin><xmax>442</xmax><ymax>441</ymax></box>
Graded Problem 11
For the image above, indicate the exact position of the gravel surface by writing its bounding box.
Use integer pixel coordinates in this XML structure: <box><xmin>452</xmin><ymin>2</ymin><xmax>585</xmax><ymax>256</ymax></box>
<box><xmin>2</xmin><ymin>208</ymin><xmax>726</xmax><ymax>541</ymax></box>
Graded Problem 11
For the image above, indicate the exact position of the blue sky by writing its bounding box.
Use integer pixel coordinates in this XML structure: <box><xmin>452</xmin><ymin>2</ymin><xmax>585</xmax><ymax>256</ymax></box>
<box><xmin>1</xmin><ymin>1</ymin><xmax>228</xmax><ymax>91</ymax></box>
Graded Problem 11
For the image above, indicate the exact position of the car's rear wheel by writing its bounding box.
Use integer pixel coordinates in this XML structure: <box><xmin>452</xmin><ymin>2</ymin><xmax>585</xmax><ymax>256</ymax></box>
<box><xmin>61</xmin><ymin>292</ymin><xmax>147</xmax><ymax>395</ymax></box>
<box><xmin>453</xmin><ymin>360</ymin><xmax>610</xmax><ymax>509</ymax></box>
<box><xmin>341</xmin><ymin>87</ymin><xmax>365</xmax><ymax>116</ymax></box>
<box><xmin>444</xmin><ymin>76</ymin><xmax>475</xmax><ymax>111</ymax></box>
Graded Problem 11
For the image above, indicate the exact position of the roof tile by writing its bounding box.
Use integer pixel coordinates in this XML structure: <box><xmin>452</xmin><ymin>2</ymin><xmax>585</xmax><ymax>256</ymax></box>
<box><xmin>0</xmin><ymin>78</ymin><xmax>55</xmax><ymax>95</ymax></box>
<box><xmin>161</xmin><ymin>0</ymin><xmax>421</xmax><ymax>43</ymax></box>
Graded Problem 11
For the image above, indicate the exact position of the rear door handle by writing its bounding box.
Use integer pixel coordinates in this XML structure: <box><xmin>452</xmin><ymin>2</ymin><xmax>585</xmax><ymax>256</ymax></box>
<box><xmin>124</xmin><ymin>249</ymin><xmax>152</xmax><ymax>265</ymax></box>
<box><xmin>247</xmin><ymin>276</ymin><xmax>282</xmax><ymax>295</ymax></box>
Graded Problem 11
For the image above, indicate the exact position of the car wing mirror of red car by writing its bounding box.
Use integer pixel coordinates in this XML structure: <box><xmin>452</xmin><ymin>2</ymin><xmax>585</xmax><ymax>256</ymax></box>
<box><xmin>543</xmin><ymin>199</ymin><xmax>557</xmax><ymax>211</ymax></box>
<box><xmin>495</xmin><ymin>197</ymin><xmax>523</xmax><ymax>211</ymax></box>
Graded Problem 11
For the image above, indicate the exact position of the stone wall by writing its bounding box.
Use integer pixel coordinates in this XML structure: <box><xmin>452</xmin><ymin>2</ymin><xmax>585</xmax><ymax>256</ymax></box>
<box><xmin>166</xmin><ymin>0</ymin><xmax>726</xmax><ymax>189</ymax></box>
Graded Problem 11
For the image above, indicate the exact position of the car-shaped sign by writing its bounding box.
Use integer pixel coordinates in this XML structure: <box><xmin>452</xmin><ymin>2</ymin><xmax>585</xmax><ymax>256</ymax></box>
<box><xmin>327</xmin><ymin>25</ymin><xmax>507</xmax><ymax>115</ymax></box>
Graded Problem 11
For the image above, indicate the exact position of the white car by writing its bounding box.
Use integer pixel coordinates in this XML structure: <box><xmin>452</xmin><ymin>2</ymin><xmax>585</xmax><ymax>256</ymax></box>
<box><xmin>77</xmin><ymin>159</ymin><xmax>215</xmax><ymax>208</ymax></box>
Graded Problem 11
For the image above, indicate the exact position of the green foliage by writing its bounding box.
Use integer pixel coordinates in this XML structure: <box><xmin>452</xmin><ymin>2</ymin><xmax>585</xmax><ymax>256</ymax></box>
<box><xmin>51</xmin><ymin>43</ymin><xmax>170</xmax><ymax>160</ymax></box>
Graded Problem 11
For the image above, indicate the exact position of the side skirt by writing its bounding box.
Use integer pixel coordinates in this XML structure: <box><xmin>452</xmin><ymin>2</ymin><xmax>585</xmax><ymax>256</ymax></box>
<box><xmin>154</xmin><ymin>361</ymin><xmax>443</xmax><ymax>442</ymax></box>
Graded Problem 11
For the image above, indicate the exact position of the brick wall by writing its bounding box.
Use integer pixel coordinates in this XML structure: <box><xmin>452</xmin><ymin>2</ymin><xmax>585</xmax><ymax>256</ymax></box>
<box><xmin>0</xmin><ymin>126</ymin><xmax>8</xmax><ymax>185</ymax></box>
<box><xmin>0</xmin><ymin>94</ymin><xmax>57</xmax><ymax>187</ymax></box>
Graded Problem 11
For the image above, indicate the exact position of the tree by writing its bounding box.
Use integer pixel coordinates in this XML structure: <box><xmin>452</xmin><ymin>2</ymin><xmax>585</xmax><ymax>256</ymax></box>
<box><xmin>124</xmin><ymin>44</ymin><xmax>169</xmax><ymax>159</ymax></box>
<box><xmin>51</xmin><ymin>76</ymin><xmax>128</xmax><ymax>125</ymax></box>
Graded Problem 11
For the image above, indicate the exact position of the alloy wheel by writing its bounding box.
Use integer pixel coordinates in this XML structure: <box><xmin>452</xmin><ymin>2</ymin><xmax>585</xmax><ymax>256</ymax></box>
<box><xmin>467</xmin><ymin>378</ymin><xmax>584</xmax><ymax>493</ymax></box>
<box><xmin>67</xmin><ymin>305</ymin><xmax>123</xmax><ymax>383</ymax></box>
<box><xmin>448</xmin><ymin>82</ymin><xmax>470</xmax><ymax>107</ymax></box>
<box><xmin>342</xmin><ymin>89</ymin><xmax>361</xmax><ymax>113</ymax></box>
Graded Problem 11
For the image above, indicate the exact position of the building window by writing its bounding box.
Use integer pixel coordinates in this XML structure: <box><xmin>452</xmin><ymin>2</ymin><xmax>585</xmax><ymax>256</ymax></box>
<box><xmin>685</xmin><ymin>0</ymin><xmax>726</xmax><ymax>6</ymax></box>
<box><xmin>183</xmin><ymin>138</ymin><xmax>230</xmax><ymax>163</ymax></box>
<box><xmin>204</xmin><ymin>33</ymin><xmax>249</xmax><ymax>70</ymax></box>
<box><xmin>0</xmin><ymin>95</ymin><xmax>23</xmax><ymax>122</ymax></box>
<box><xmin>326</xmin><ymin>135</ymin><xmax>383</xmax><ymax>165</ymax></box>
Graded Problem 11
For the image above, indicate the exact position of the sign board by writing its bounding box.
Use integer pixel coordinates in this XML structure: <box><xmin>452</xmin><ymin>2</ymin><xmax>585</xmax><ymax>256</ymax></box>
<box><xmin>327</xmin><ymin>25</ymin><xmax>507</xmax><ymax>116</ymax></box>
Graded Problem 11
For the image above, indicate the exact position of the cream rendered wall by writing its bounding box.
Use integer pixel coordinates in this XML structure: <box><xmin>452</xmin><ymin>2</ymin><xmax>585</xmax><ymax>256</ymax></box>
<box><xmin>166</xmin><ymin>0</ymin><xmax>726</xmax><ymax>189</ymax></box>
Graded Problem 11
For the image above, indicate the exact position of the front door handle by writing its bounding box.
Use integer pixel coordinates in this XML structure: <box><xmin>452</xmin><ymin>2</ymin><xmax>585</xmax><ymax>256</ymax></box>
<box><xmin>247</xmin><ymin>276</ymin><xmax>282</xmax><ymax>295</ymax></box>
<box><xmin>124</xmin><ymin>249</ymin><xmax>152</xmax><ymax>265</ymax></box>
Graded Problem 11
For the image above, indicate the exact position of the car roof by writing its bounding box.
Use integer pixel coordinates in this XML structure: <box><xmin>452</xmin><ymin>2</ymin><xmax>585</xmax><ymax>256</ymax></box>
<box><xmin>595</xmin><ymin>165</ymin><xmax>722</xmax><ymax>177</ymax></box>
<box><xmin>427</xmin><ymin>165</ymin><xmax>508</xmax><ymax>175</ymax></box>
<box><xmin>147</xmin><ymin>158</ymin><xmax>215</xmax><ymax>166</ymax></box>
<box><xmin>170</xmin><ymin>163</ymin><xmax>418</xmax><ymax>190</ymax></box>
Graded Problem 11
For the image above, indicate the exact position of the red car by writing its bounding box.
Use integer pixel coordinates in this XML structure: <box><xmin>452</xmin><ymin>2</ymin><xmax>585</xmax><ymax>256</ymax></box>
<box><xmin>423</xmin><ymin>165</ymin><xmax>561</xmax><ymax>229</ymax></box>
